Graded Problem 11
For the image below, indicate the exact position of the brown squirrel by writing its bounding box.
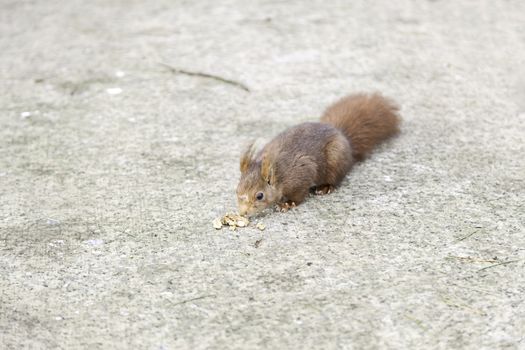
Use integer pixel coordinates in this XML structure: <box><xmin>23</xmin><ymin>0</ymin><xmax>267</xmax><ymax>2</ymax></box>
<box><xmin>236</xmin><ymin>93</ymin><xmax>401</xmax><ymax>216</ymax></box>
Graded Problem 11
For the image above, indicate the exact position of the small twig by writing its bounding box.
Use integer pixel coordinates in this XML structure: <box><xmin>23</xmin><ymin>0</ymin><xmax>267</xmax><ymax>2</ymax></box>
<box><xmin>159</xmin><ymin>63</ymin><xmax>250</xmax><ymax>92</ymax></box>
<box><xmin>452</xmin><ymin>230</ymin><xmax>479</xmax><ymax>243</ymax></box>
<box><xmin>404</xmin><ymin>313</ymin><xmax>428</xmax><ymax>331</ymax></box>
<box><xmin>446</xmin><ymin>255</ymin><xmax>499</xmax><ymax>263</ymax></box>
<box><xmin>477</xmin><ymin>259</ymin><xmax>521</xmax><ymax>273</ymax></box>
<box><xmin>171</xmin><ymin>294</ymin><xmax>216</xmax><ymax>306</ymax></box>
<box><xmin>439</xmin><ymin>294</ymin><xmax>486</xmax><ymax>316</ymax></box>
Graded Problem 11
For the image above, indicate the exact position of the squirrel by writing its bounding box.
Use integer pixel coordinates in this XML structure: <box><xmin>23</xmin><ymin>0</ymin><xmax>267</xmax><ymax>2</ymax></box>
<box><xmin>236</xmin><ymin>93</ymin><xmax>401</xmax><ymax>216</ymax></box>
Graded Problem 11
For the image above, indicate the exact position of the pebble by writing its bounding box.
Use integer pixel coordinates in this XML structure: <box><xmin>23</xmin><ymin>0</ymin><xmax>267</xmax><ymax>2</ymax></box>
<box><xmin>106</xmin><ymin>87</ymin><xmax>122</xmax><ymax>95</ymax></box>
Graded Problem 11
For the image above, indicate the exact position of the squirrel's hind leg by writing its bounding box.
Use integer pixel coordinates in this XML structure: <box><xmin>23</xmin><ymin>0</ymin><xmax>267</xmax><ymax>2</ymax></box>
<box><xmin>321</xmin><ymin>133</ymin><xmax>353</xmax><ymax>188</ymax></box>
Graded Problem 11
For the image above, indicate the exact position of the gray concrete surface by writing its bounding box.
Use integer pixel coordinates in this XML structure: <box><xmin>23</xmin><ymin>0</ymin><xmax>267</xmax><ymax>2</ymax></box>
<box><xmin>1</xmin><ymin>0</ymin><xmax>524</xmax><ymax>349</ymax></box>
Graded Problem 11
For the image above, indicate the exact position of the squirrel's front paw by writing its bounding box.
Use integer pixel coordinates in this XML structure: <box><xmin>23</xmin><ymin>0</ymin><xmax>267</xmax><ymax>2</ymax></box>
<box><xmin>277</xmin><ymin>201</ymin><xmax>296</xmax><ymax>212</ymax></box>
<box><xmin>314</xmin><ymin>184</ymin><xmax>334</xmax><ymax>195</ymax></box>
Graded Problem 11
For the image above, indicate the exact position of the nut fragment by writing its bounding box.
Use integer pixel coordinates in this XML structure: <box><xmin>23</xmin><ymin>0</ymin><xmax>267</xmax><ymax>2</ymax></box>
<box><xmin>213</xmin><ymin>212</ymin><xmax>250</xmax><ymax>230</ymax></box>
<box><xmin>212</xmin><ymin>218</ymin><xmax>223</xmax><ymax>230</ymax></box>
<box><xmin>236</xmin><ymin>217</ymin><xmax>249</xmax><ymax>227</ymax></box>
<box><xmin>256</xmin><ymin>222</ymin><xmax>266</xmax><ymax>231</ymax></box>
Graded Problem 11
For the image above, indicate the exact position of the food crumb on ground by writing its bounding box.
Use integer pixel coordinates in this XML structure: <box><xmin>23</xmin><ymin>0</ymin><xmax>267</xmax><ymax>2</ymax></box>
<box><xmin>213</xmin><ymin>213</ymin><xmax>251</xmax><ymax>230</ymax></box>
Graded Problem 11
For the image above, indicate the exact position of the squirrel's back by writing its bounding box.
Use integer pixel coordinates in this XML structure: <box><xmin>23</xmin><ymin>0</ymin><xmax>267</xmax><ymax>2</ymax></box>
<box><xmin>320</xmin><ymin>93</ymin><xmax>401</xmax><ymax>160</ymax></box>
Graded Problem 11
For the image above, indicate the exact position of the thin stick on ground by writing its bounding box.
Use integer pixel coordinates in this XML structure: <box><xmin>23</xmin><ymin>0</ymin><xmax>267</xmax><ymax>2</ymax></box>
<box><xmin>159</xmin><ymin>63</ymin><xmax>250</xmax><ymax>92</ymax></box>
<box><xmin>170</xmin><ymin>294</ymin><xmax>216</xmax><ymax>306</ymax></box>
<box><xmin>452</xmin><ymin>230</ymin><xmax>480</xmax><ymax>243</ymax></box>
<box><xmin>439</xmin><ymin>294</ymin><xmax>486</xmax><ymax>316</ymax></box>
<box><xmin>477</xmin><ymin>259</ymin><xmax>522</xmax><ymax>273</ymax></box>
<box><xmin>446</xmin><ymin>255</ymin><xmax>499</xmax><ymax>263</ymax></box>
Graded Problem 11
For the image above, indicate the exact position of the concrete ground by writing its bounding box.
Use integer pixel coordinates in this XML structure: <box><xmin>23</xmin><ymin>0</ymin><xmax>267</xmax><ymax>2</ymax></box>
<box><xmin>1</xmin><ymin>0</ymin><xmax>524</xmax><ymax>349</ymax></box>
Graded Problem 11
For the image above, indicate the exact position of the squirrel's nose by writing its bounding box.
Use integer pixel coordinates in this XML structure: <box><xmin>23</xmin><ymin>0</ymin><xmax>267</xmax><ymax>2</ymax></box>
<box><xmin>238</xmin><ymin>204</ymin><xmax>247</xmax><ymax>216</ymax></box>
<box><xmin>238</xmin><ymin>203</ymin><xmax>252</xmax><ymax>217</ymax></box>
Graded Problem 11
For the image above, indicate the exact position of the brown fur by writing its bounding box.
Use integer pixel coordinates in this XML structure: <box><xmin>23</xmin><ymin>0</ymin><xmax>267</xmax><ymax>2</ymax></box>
<box><xmin>236</xmin><ymin>93</ymin><xmax>401</xmax><ymax>216</ymax></box>
<box><xmin>321</xmin><ymin>93</ymin><xmax>400</xmax><ymax>160</ymax></box>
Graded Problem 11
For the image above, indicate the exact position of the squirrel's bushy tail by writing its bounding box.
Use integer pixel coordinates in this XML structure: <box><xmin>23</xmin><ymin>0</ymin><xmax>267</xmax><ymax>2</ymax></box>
<box><xmin>320</xmin><ymin>93</ymin><xmax>401</xmax><ymax>160</ymax></box>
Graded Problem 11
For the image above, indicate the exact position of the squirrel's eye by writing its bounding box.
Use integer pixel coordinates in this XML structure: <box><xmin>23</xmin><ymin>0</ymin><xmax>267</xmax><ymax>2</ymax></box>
<box><xmin>256</xmin><ymin>192</ymin><xmax>264</xmax><ymax>201</ymax></box>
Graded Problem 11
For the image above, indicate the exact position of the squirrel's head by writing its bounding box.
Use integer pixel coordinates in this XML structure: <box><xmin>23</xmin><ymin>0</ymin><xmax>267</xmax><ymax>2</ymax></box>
<box><xmin>236</xmin><ymin>143</ymin><xmax>280</xmax><ymax>217</ymax></box>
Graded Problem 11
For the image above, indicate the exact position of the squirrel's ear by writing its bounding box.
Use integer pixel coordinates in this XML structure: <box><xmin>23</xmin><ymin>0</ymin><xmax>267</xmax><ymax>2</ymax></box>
<box><xmin>261</xmin><ymin>154</ymin><xmax>276</xmax><ymax>185</ymax></box>
<box><xmin>240</xmin><ymin>141</ymin><xmax>255</xmax><ymax>173</ymax></box>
